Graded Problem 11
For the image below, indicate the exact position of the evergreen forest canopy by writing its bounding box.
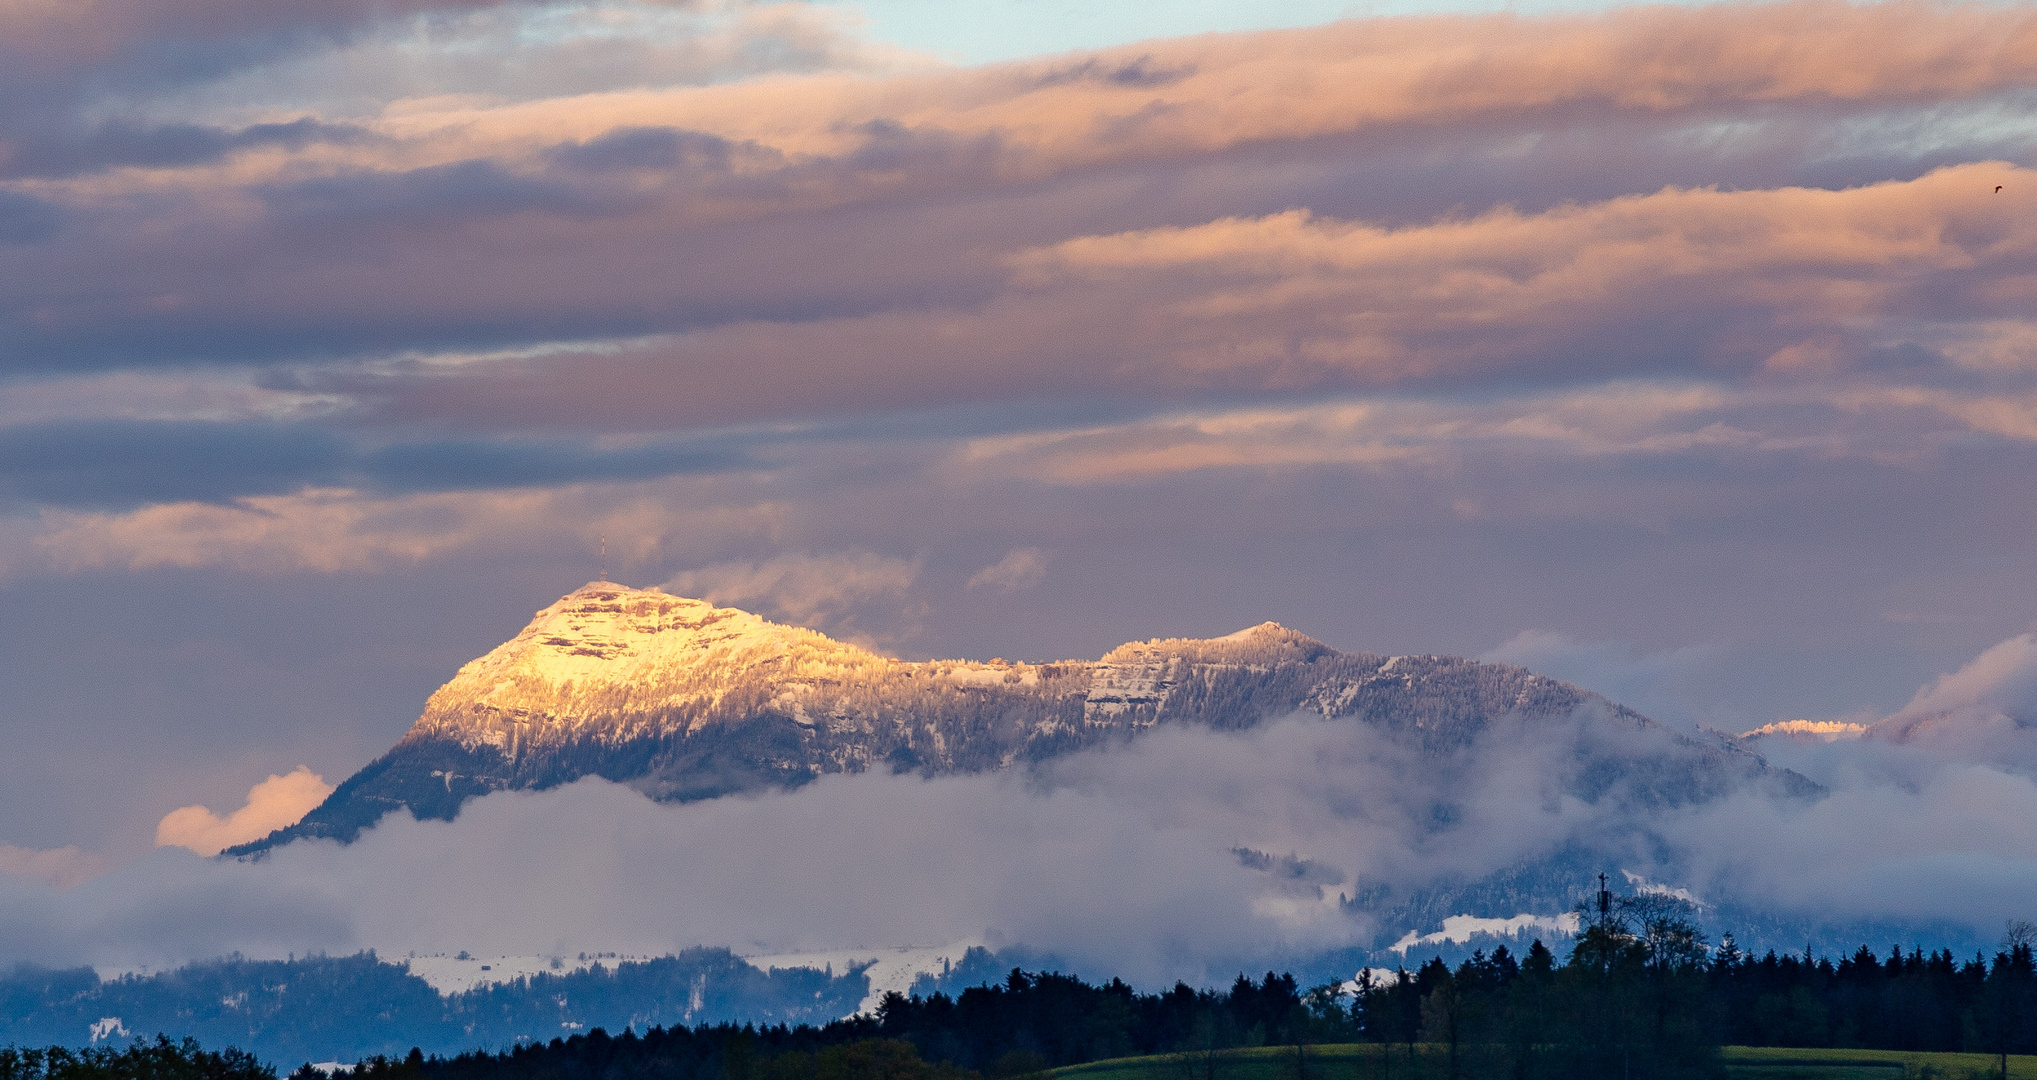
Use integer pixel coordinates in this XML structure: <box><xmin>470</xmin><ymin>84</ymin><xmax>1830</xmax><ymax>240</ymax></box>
<box><xmin>6</xmin><ymin>890</ymin><xmax>2037</xmax><ymax>1080</ymax></box>
<box><xmin>0</xmin><ymin>950</ymin><xmax>866</xmax><ymax>1066</ymax></box>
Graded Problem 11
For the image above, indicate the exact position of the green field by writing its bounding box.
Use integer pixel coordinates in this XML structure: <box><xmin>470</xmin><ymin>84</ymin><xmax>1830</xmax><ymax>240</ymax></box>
<box><xmin>1721</xmin><ymin>1047</ymin><xmax>2037</xmax><ymax>1080</ymax></box>
<box><xmin>1051</xmin><ymin>1044</ymin><xmax>2037</xmax><ymax>1080</ymax></box>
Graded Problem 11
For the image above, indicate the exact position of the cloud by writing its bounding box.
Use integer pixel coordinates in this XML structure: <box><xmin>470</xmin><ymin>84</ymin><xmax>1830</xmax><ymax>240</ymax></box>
<box><xmin>0</xmin><ymin>421</ymin><xmax>355</xmax><ymax>508</ymax></box>
<box><xmin>0</xmin><ymin>0</ymin><xmax>508</xmax><ymax>86</ymax></box>
<box><xmin>1003</xmin><ymin>168</ymin><xmax>2037</xmax><ymax>391</ymax></box>
<box><xmin>1656</xmin><ymin>752</ymin><xmax>2037</xmax><ymax>927</ymax></box>
<box><xmin>26</xmin><ymin>488</ymin><xmax>547</xmax><ymax>575</ymax></box>
<box><xmin>0</xmin><ymin>713</ymin><xmax>1663</xmax><ymax>979</ymax></box>
<box><xmin>0</xmin><ymin>0</ymin><xmax>522</xmax><ymax>154</ymax></box>
<box><xmin>0</xmin><ymin>844</ymin><xmax>108</xmax><ymax>890</ymax></box>
<box><xmin>0</xmin><ymin>118</ymin><xmax>370</xmax><ymax>182</ymax></box>
<box><xmin>967</xmin><ymin>547</ymin><xmax>1047</xmax><ymax>592</ymax></box>
<box><xmin>183</xmin><ymin>163</ymin><xmax>2031</xmax><ymax>442</ymax></box>
<box><xmin>0</xmin><ymin>192</ymin><xmax>62</xmax><ymax>243</ymax></box>
<box><xmin>18</xmin><ymin>146</ymin><xmax>2037</xmax><ymax>508</ymax></box>
<box><xmin>8</xmin><ymin>2</ymin><xmax>2037</xmax><ymax>377</ymax></box>
<box><xmin>156</xmin><ymin>767</ymin><xmax>336</xmax><ymax>857</ymax></box>
<box><xmin>0</xmin><ymin>0</ymin><xmax>905</xmax><ymax>181</ymax></box>
<box><xmin>1484</xmin><ymin>631</ymin><xmax>1728</xmax><ymax>735</ymax></box>
<box><xmin>664</xmin><ymin>551</ymin><xmax>920</xmax><ymax>636</ymax></box>
<box><xmin>145</xmin><ymin>1</ymin><xmax>914</xmax><ymax>125</ymax></box>
<box><xmin>1872</xmin><ymin>632</ymin><xmax>2037</xmax><ymax>769</ymax></box>
<box><xmin>15</xmin><ymin>482</ymin><xmax>783</xmax><ymax>577</ymax></box>
<box><xmin>5</xmin><ymin>689</ymin><xmax>2036</xmax><ymax>982</ymax></box>
<box><xmin>293</xmin><ymin>0</ymin><xmax>2037</xmax><ymax>176</ymax></box>
<box><xmin>0</xmin><ymin>414</ymin><xmax>756</xmax><ymax>510</ymax></box>
<box><xmin>947</xmin><ymin>376</ymin><xmax>2008</xmax><ymax>489</ymax></box>
<box><xmin>1891</xmin><ymin>632</ymin><xmax>2037</xmax><ymax>723</ymax></box>
<box><xmin>0</xmin><ymin>370</ymin><xmax>350</xmax><ymax>429</ymax></box>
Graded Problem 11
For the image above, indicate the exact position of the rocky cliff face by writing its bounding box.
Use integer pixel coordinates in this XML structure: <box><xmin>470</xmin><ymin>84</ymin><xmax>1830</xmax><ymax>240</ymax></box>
<box><xmin>231</xmin><ymin>581</ymin><xmax>1813</xmax><ymax>855</ymax></box>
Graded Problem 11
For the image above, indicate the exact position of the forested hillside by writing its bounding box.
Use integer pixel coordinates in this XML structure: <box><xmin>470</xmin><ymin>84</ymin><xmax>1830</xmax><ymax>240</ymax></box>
<box><xmin>0</xmin><ymin>951</ymin><xmax>863</xmax><ymax>1066</ymax></box>
<box><xmin>8</xmin><ymin>890</ymin><xmax>2034</xmax><ymax>1078</ymax></box>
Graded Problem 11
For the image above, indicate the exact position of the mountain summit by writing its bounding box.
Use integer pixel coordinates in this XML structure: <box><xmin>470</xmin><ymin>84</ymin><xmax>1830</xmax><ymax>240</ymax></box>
<box><xmin>232</xmin><ymin>581</ymin><xmax>1811</xmax><ymax>855</ymax></box>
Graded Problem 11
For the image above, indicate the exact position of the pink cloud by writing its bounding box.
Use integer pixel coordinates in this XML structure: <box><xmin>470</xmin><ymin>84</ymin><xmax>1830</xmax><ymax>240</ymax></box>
<box><xmin>8</xmin><ymin>0</ymin><xmax>2037</xmax><ymax>394</ymax></box>
<box><xmin>0</xmin><ymin>0</ymin><xmax>521</xmax><ymax>78</ymax></box>
<box><xmin>339</xmin><ymin>0</ymin><xmax>2037</xmax><ymax>175</ymax></box>
<box><xmin>155</xmin><ymin>767</ymin><xmax>336</xmax><ymax>856</ymax></box>
<box><xmin>317</xmin><ymin>163</ymin><xmax>2034</xmax><ymax>431</ymax></box>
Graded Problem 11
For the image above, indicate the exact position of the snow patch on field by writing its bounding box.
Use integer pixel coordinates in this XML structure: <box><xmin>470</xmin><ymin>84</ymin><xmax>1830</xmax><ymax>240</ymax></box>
<box><xmin>402</xmin><ymin>953</ymin><xmax>612</xmax><ymax>995</ymax></box>
<box><xmin>1620</xmin><ymin>871</ymin><xmax>1704</xmax><ymax>906</ymax></box>
<box><xmin>400</xmin><ymin>942</ymin><xmax>981</xmax><ymax>1015</ymax></box>
<box><xmin>1388</xmin><ymin>913</ymin><xmax>1579</xmax><ymax>953</ymax></box>
<box><xmin>743</xmin><ymin>942</ymin><xmax>983</xmax><ymax>1016</ymax></box>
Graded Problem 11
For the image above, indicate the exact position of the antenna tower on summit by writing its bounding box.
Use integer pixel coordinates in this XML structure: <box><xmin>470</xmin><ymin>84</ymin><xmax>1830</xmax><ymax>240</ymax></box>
<box><xmin>599</xmin><ymin>535</ymin><xmax>607</xmax><ymax>582</ymax></box>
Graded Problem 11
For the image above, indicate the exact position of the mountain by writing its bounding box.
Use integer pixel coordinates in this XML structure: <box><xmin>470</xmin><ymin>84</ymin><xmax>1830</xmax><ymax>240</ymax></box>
<box><xmin>231</xmin><ymin>581</ymin><xmax>1814</xmax><ymax>855</ymax></box>
<box><xmin>0</xmin><ymin>950</ymin><xmax>866</xmax><ymax>1065</ymax></box>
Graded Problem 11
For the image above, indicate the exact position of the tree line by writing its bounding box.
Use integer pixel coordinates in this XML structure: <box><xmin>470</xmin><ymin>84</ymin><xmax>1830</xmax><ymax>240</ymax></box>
<box><xmin>1349</xmin><ymin>891</ymin><xmax>2037</xmax><ymax>1080</ymax></box>
<box><xmin>0</xmin><ymin>1037</ymin><xmax>271</xmax><ymax>1080</ymax></box>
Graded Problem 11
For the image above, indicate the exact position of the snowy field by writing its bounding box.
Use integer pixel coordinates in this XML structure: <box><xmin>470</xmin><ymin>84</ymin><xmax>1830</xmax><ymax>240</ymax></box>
<box><xmin>396</xmin><ymin>942</ymin><xmax>982</xmax><ymax>1016</ymax></box>
<box><xmin>742</xmin><ymin>942</ymin><xmax>985</xmax><ymax>1016</ymax></box>
<box><xmin>402</xmin><ymin>952</ymin><xmax>617</xmax><ymax>995</ymax></box>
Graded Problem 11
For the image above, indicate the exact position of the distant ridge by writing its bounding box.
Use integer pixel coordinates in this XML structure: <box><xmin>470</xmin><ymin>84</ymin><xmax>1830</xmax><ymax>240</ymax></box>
<box><xmin>231</xmin><ymin>581</ymin><xmax>1816</xmax><ymax>855</ymax></box>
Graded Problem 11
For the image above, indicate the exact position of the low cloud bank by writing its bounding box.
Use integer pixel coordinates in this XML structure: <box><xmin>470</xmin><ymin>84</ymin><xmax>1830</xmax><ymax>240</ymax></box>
<box><xmin>6</xmin><ymin>680</ymin><xmax>2037</xmax><ymax>984</ymax></box>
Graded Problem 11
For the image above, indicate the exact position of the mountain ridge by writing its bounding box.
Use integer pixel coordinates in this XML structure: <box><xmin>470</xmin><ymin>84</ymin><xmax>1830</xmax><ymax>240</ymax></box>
<box><xmin>230</xmin><ymin>581</ymin><xmax>1815</xmax><ymax>856</ymax></box>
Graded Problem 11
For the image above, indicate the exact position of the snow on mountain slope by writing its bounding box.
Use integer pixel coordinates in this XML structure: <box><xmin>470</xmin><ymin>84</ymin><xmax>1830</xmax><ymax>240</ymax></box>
<box><xmin>409</xmin><ymin>583</ymin><xmax>901</xmax><ymax>752</ymax></box>
<box><xmin>231</xmin><ymin>581</ymin><xmax>1814</xmax><ymax>856</ymax></box>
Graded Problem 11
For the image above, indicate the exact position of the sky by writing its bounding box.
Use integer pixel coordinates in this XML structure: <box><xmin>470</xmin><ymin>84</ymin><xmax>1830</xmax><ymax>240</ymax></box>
<box><xmin>2</xmin><ymin>0</ymin><xmax>2037</xmax><ymax>927</ymax></box>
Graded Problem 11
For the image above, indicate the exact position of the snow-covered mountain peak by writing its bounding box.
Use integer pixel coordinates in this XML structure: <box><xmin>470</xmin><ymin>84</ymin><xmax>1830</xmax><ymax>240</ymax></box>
<box><xmin>409</xmin><ymin>585</ymin><xmax>1359</xmax><ymax>754</ymax></box>
<box><xmin>239</xmin><ymin>581</ymin><xmax>1820</xmax><ymax>855</ymax></box>
<box><xmin>1101</xmin><ymin>621</ymin><xmax>1331</xmax><ymax>667</ymax></box>
<box><xmin>405</xmin><ymin>582</ymin><xmax>892</xmax><ymax>751</ymax></box>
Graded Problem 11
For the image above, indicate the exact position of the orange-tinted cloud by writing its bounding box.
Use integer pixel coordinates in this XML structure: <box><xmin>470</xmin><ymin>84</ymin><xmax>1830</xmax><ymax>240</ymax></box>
<box><xmin>1008</xmin><ymin>162</ymin><xmax>2036</xmax><ymax>387</ymax></box>
<box><xmin>314</xmin><ymin>163</ymin><xmax>2033</xmax><ymax>432</ymax></box>
<box><xmin>154</xmin><ymin>767</ymin><xmax>337</xmax><ymax>856</ymax></box>
<box><xmin>18</xmin><ymin>483</ymin><xmax>783</xmax><ymax>577</ymax></box>
<box><xmin>226</xmin><ymin>0</ymin><xmax>2037</xmax><ymax>179</ymax></box>
<box><xmin>967</xmin><ymin>547</ymin><xmax>1048</xmax><ymax>592</ymax></box>
<box><xmin>9</xmin><ymin>0</ymin><xmax>2037</xmax><ymax>385</ymax></box>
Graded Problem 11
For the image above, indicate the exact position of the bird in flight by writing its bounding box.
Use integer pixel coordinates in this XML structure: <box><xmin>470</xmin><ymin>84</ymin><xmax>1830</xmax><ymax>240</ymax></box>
<box><xmin>1998</xmin><ymin>185</ymin><xmax>2006</xmax><ymax>193</ymax></box>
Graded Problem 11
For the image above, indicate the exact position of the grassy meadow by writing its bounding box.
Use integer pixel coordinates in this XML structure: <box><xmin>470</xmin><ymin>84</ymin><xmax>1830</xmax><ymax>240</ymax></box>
<box><xmin>1051</xmin><ymin>1044</ymin><xmax>2037</xmax><ymax>1080</ymax></box>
